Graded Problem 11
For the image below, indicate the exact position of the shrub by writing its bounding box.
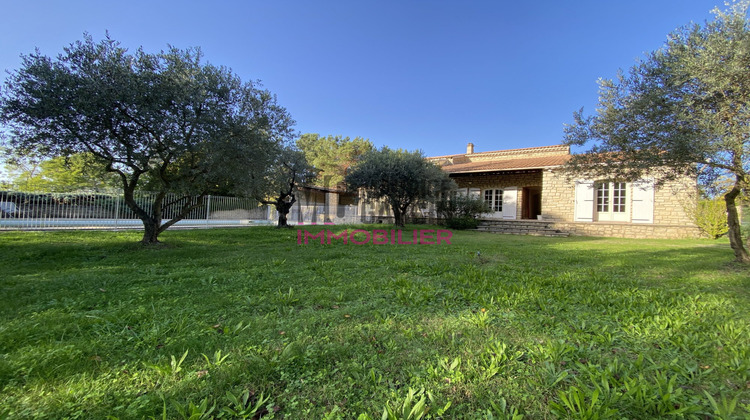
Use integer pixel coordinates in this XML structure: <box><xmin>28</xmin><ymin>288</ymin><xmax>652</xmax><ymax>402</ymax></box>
<box><xmin>690</xmin><ymin>199</ymin><xmax>729</xmax><ymax>239</ymax></box>
<box><xmin>445</xmin><ymin>216</ymin><xmax>480</xmax><ymax>230</ymax></box>
<box><xmin>436</xmin><ymin>194</ymin><xmax>490</xmax><ymax>229</ymax></box>
<box><xmin>436</xmin><ymin>194</ymin><xmax>490</xmax><ymax>230</ymax></box>
<box><xmin>437</xmin><ymin>194</ymin><xmax>490</xmax><ymax>219</ymax></box>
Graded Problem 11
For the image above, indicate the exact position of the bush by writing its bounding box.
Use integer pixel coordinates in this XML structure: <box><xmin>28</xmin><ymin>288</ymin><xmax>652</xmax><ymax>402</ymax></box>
<box><xmin>690</xmin><ymin>199</ymin><xmax>729</xmax><ymax>239</ymax></box>
<box><xmin>437</xmin><ymin>194</ymin><xmax>490</xmax><ymax>230</ymax></box>
<box><xmin>436</xmin><ymin>194</ymin><xmax>490</xmax><ymax>219</ymax></box>
<box><xmin>445</xmin><ymin>216</ymin><xmax>480</xmax><ymax>230</ymax></box>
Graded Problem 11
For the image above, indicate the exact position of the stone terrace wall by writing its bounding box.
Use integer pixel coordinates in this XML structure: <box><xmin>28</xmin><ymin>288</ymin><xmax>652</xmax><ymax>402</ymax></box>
<box><xmin>549</xmin><ymin>221</ymin><xmax>701</xmax><ymax>239</ymax></box>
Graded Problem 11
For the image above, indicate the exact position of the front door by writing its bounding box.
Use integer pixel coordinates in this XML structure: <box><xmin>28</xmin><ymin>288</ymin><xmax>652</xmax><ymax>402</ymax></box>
<box><xmin>522</xmin><ymin>186</ymin><xmax>542</xmax><ymax>219</ymax></box>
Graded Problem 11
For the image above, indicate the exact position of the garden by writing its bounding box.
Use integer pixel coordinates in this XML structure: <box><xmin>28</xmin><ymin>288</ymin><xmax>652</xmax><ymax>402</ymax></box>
<box><xmin>0</xmin><ymin>227</ymin><xmax>748</xmax><ymax>419</ymax></box>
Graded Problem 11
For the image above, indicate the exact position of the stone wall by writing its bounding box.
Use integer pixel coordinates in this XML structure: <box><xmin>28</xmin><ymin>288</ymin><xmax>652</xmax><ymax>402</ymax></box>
<box><xmin>298</xmin><ymin>189</ymin><xmax>326</xmax><ymax>206</ymax></box>
<box><xmin>540</xmin><ymin>169</ymin><xmax>700</xmax><ymax>238</ymax></box>
<box><xmin>653</xmin><ymin>178</ymin><xmax>695</xmax><ymax>225</ymax></box>
<box><xmin>540</xmin><ymin>169</ymin><xmax>575</xmax><ymax>222</ymax></box>
<box><xmin>549</xmin><ymin>221</ymin><xmax>701</xmax><ymax>239</ymax></box>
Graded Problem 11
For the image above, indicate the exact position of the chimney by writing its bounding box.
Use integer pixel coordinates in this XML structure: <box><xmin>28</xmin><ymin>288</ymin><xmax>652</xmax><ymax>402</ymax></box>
<box><xmin>466</xmin><ymin>142</ymin><xmax>474</xmax><ymax>154</ymax></box>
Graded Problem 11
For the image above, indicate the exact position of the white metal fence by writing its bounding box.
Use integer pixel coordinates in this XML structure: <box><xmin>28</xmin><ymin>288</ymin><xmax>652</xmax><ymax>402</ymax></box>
<box><xmin>0</xmin><ymin>187</ymin><xmax>269</xmax><ymax>230</ymax></box>
<box><xmin>0</xmin><ymin>184</ymin><xmax>445</xmax><ymax>231</ymax></box>
<box><xmin>271</xmin><ymin>204</ymin><xmax>363</xmax><ymax>225</ymax></box>
<box><xmin>270</xmin><ymin>203</ymin><xmax>437</xmax><ymax>226</ymax></box>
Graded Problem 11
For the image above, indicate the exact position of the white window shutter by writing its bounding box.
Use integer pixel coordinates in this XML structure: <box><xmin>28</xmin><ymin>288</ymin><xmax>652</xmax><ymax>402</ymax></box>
<box><xmin>468</xmin><ymin>188</ymin><xmax>480</xmax><ymax>199</ymax></box>
<box><xmin>632</xmin><ymin>179</ymin><xmax>654</xmax><ymax>224</ymax></box>
<box><xmin>502</xmin><ymin>187</ymin><xmax>517</xmax><ymax>219</ymax></box>
<box><xmin>574</xmin><ymin>180</ymin><xmax>594</xmax><ymax>222</ymax></box>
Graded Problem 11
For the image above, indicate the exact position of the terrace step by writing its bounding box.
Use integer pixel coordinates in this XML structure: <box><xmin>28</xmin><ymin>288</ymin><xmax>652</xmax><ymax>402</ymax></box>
<box><xmin>474</xmin><ymin>220</ymin><xmax>570</xmax><ymax>237</ymax></box>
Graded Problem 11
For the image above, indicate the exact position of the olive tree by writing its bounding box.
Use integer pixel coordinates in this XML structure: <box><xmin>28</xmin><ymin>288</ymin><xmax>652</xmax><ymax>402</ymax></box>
<box><xmin>256</xmin><ymin>147</ymin><xmax>315</xmax><ymax>228</ymax></box>
<box><xmin>345</xmin><ymin>147</ymin><xmax>455</xmax><ymax>227</ymax></box>
<box><xmin>562</xmin><ymin>2</ymin><xmax>750</xmax><ymax>263</ymax></box>
<box><xmin>0</xmin><ymin>34</ymin><xmax>294</xmax><ymax>243</ymax></box>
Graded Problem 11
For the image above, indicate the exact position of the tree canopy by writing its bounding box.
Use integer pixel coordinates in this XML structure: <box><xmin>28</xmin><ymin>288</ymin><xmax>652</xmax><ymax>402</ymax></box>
<box><xmin>562</xmin><ymin>2</ymin><xmax>750</xmax><ymax>263</ymax></box>
<box><xmin>255</xmin><ymin>147</ymin><xmax>315</xmax><ymax>228</ymax></box>
<box><xmin>0</xmin><ymin>34</ymin><xmax>294</xmax><ymax>243</ymax></box>
<box><xmin>296</xmin><ymin>133</ymin><xmax>373</xmax><ymax>187</ymax></box>
<box><xmin>345</xmin><ymin>147</ymin><xmax>454</xmax><ymax>227</ymax></box>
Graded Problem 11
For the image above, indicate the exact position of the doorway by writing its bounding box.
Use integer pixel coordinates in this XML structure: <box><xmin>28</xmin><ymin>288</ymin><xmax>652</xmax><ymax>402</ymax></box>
<box><xmin>522</xmin><ymin>186</ymin><xmax>542</xmax><ymax>219</ymax></box>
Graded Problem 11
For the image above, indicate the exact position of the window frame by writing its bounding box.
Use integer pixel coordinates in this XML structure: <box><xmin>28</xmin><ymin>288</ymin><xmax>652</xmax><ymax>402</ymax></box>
<box><xmin>595</xmin><ymin>181</ymin><xmax>628</xmax><ymax>222</ymax></box>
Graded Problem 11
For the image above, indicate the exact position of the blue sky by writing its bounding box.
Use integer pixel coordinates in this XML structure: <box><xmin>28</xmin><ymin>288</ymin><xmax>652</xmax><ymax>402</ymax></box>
<box><xmin>0</xmin><ymin>0</ymin><xmax>719</xmax><ymax>157</ymax></box>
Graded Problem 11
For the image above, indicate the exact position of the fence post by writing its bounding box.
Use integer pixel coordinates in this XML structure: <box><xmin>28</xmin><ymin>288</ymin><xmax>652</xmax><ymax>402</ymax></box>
<box><xmin>114</xmin><ymin>194</ymin><xmax>120</xmax><ymax>230</ymax></box>
<box><xmin>205</xmin><ymin>195</ymin><xmax>212</xmax><ymax>228</ymax></box>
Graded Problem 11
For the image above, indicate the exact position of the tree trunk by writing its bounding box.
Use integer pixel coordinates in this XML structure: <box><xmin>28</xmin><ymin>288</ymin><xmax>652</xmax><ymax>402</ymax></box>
<box><xmin>115</xmin><ymin>171</ymin><xmax>205</xmax><ymax>244</ymax></box>
<box><xmin>272</xmin><ymin>195</ymin><xmax>295</xmax><ymax>228</ymax></box>
<box><xmin>392</xmin><ymin>207</ymin><xmax>404</xmax><ymax>227</ymax></box>
<box><xmin>277</xmin><ymin>203</ymin><xmax>290</xmax><ymax>227</ymax></box>
<box><xmin>725</xmin><ymin>186</ymin><xmax>750</xmax><ymax>263</ymax></box>
<box><xmin>140</xmin><ymin>218</ymin><xmax>161</xmax><ymax>244</ymax></box>
<box><xmin>119</xmin><ymin>177</ymin><xmax>164</xmax><ymax>245</ymax></box>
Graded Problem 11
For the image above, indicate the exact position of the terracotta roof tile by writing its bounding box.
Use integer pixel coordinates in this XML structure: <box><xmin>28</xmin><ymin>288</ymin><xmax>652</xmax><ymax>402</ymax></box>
<box><xmin>439</xmin><ymin>154</ymin><xmax>570</xmax><ymax>173</ymax></box>
<box><xmin>427</xmin><ymin>145</ymin><xmax>569</xmax><ymax>161</ymax></box>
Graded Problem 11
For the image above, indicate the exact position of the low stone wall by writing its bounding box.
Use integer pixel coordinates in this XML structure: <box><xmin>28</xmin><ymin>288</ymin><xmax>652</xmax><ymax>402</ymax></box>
<box><xmin>549</xmin><ymin>221</ymin><xmax>702</xmax><ymax>239</ymax></box>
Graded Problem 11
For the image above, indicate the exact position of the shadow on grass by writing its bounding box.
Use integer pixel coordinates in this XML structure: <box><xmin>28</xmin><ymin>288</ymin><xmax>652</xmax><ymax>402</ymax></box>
<box><xmin>0</xmin><ymin>228</ymin><xmax>748</xmax><ymax>418</ymax></box>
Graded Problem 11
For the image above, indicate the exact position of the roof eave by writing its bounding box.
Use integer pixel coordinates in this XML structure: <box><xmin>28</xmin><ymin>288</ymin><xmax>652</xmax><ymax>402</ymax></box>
<box><xmin>445</xmin><ymin>164</ymin><xmax>564</xmax><ymax>174</ymax></box>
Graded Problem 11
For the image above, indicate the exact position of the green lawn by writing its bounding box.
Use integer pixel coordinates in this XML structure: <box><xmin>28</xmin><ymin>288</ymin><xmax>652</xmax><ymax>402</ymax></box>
<box><xmin>0</xmin><ymin>226</ymin><xmax>748</xmax><ymax>419</ymax></box>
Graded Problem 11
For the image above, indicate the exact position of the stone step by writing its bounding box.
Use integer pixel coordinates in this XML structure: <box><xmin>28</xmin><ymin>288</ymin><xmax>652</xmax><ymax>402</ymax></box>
<box><xmin>473</xmin><ymin>228</ymin><xmax>570</xmax><ymax>237</ymax></box>
<box><xmin>474</xmin><ymin>220</ymin><xmax>570</xmax><ymax>237</ymax></box>
<box><xmin>478</xmin><ymin>220</ymin><xmax>554</xmax><ymax>226</ymax></box>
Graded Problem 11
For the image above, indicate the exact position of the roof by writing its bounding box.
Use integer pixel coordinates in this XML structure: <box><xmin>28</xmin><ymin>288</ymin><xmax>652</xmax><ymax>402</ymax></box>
<box><xmin>427</xmin><ymin>144</ymin><xmax>571</xmax><ymax>174</ymax></box>
<box><xmin>300</xmin><ymin>184</ymin><xmax>347</xmax><ymax>193</ymax></box>
<box><xmin>439</xmin><ymin>154</ymin><xmax>571</xmax><ymax>174</ymax></box>
<box><xmin>427</xmin><ymin>145</ymin><xmax>568</xmax><ymax>161</ymax></box>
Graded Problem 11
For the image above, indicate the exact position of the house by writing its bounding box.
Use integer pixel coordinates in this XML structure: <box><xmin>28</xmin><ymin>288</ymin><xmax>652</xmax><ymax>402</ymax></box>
<box><xmin>427</xmin><ymin>143</ymin><xmax>701</xmax><ymax>239</ymax></box>
<box><xmin>273</xmin><ymin>184</ymin><xmax>393</xmax><ymax>225</ymax></box>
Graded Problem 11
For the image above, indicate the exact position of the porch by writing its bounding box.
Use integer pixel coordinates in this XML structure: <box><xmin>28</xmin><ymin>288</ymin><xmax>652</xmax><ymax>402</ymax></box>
<box><xmin>452</xmin><ymin>169</ymin><xmax>547</xmax><ymax>221</ymax></box>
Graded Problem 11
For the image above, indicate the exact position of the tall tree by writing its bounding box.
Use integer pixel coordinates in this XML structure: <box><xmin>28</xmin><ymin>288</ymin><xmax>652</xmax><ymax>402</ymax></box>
<box><xmin>562</xmin><ymin>2</ymin><xmax>750</xmax><ymax>263</ymax></box>
<box><xmin>345</xmin><ymin>147</ymin><xmax>455</xmax><ymax>227</ymax></box>
<box><xmin>256</xmin><ymin>147</ymin><xmax>315</xmax><ymax>228</ymax></box>
<box><xmin>296</xmin><ymin>133</ymin><xmax>373</xmax><ymax>187</ymax></box>
<box><xmin>0</xmin><ymin>34</ymin><xmax>294</xmax><ymax>243</ymax></box>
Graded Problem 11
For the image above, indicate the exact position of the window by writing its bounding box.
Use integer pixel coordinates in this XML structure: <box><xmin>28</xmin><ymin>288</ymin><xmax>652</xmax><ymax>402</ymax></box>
<box><xmin>596</xmin><ymin>183</ymin><xmax>609</xmax><ymax>212</ymax></box>
<box><xmin>596</xmin><ymin>181</ymin><xmax>628</xmax><ymax>221</ymax></box>
<box><xmin>612</xmin><ymin>182</ymin><xmax>626</xmax><ymax>212</ymax></box>
<box><xmin>484</xmin><ymin>189</ymin><xmax>503</xmax><ymax>212</ymax></box>
<box><xmin>575</xmin><ymin>179</ymin><xmax>653</xmax><ymax>224</ymax></box>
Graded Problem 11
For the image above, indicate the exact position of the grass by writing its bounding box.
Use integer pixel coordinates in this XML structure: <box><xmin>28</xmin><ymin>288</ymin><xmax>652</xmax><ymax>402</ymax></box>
<box><xmin>0</xmin><ymin>226</ymin><xmax>749</xmax><ymax>419</ymax></box>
